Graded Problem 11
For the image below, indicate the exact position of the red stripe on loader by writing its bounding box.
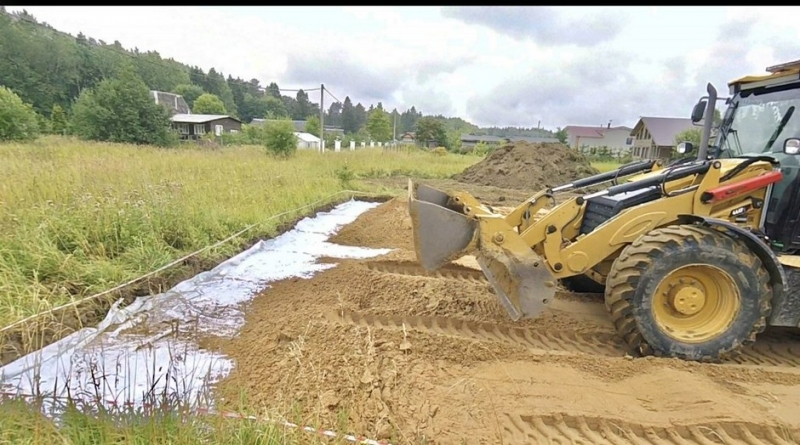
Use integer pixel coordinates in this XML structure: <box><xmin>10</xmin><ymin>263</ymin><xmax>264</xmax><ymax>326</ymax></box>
<box><xmin>702</xmin><ymin>170</ymin><xmax>783</xmax><ymax>204</ymax></box>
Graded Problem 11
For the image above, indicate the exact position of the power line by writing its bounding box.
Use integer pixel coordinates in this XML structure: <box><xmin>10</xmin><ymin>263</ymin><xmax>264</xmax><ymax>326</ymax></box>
<box><xmin>280</xmin><ymin>88</ymin><xmax>320</xmax><ymax>93</ymax></box>
<box><xmin>324</xmin><ymin>88</ymin><xmax>343</xmax><ymax>105</ymax></box>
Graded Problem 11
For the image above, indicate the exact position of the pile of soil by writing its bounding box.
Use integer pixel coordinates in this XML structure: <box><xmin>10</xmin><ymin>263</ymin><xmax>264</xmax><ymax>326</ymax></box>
<box><xmin>329</xmin><ymin>198</ymin><xmax>413</xmax><ymax>251</ymax></box>
<box><xmin>453</xmin><ymin>141</ymin><xmax>600</xmax><ymax>191</ymax></box>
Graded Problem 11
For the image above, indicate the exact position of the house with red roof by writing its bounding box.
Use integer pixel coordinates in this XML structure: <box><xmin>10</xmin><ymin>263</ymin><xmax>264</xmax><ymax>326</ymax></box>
<box><xmin>629</xmin><ymin>116</ymin><xmax>695</xmax><ymax>160</ymax></box>
<box><xmin>564</xmin><ymin>123</ymin><xmax>634</xmax><ymax>156</ymax></box>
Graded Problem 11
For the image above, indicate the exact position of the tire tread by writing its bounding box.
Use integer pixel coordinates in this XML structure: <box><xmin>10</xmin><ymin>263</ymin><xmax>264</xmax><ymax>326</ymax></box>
<box><xmin>604</xmin><ymin>224</ymin><xmax>771</xmax><ymax>361</ymax></box>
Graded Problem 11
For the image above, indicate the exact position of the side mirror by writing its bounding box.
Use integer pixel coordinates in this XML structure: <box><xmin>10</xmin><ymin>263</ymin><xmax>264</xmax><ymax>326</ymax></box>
<box><xmin>691</xmin><ymin>100</ymin><xmax>707</xmax><ymax>123</ymax></box>
<box><xmin>677</xmin><ymin>141</ymin><xmax>695</xmax><ymax>154</ymax></box>
<box><xmin>784</xmin><ymin>138</ymin><xmax>800</xmax><ymax>154</ymax></box>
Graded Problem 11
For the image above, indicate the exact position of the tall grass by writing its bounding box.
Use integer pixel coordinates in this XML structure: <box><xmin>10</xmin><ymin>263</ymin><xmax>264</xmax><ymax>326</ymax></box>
<box><xmin>0</xmin><ymin>136</ymin><xmax>479</xmax><ymax>329</ymax></box>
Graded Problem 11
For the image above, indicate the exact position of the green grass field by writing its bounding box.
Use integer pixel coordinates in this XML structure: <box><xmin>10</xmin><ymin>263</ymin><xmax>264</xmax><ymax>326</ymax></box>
<box><xmin>0</xmin><ymin>137</ymin><xmax>480</xmax><ymax>330</ymax></box>
<box><xmin>0</xmin><ymin>137</ymin><xmax>620</xmax><ymax>443</ymax></box>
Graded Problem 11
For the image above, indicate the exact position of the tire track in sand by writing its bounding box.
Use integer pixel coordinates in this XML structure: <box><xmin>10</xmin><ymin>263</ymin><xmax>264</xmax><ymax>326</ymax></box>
<box><xmin>361</xmin><ymin>260</ymin><xmax>800</xmax><ymax>368</ymax></box>
<box><xmin>365</xmin><ymin>260</ymin><xmax>488</xmax><ymax>284</ymax></box>
<box><xmin>327</xmin><ymin>309</ymin><xmax>800</xmax><ymax>369</ymax></box>
<box><xmin>327</xmin><ymin>309</ymin><xmax>628</xmax><ymax>357</ymax></box>
<box><xmin>730</xmin><ymin>336</ymin><xmax>800</xmax><ymax>367</ymax></box>
<box><xmin>500</xmin><ymin>413</ymin><xmax>799</xmax><ymax>445</ymax></box>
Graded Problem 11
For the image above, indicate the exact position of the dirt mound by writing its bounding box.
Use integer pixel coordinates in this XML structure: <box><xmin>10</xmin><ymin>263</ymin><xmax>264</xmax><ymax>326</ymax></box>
<box><xmin>330</xmin><ymin>198</ymin><xmax>413</xmax><ymax>250</ymax></box>
<box><xmin>453</xmin><ymin>141</ymin><xmax>599</xmax><ymax>191</ymax></box>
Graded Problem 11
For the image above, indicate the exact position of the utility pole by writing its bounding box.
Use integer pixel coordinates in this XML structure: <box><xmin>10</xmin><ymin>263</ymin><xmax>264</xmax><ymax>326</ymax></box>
<box><xmin>320</xmin><ymin>84</ymin><xmax>325</xmax><ymax>152</ymax></box>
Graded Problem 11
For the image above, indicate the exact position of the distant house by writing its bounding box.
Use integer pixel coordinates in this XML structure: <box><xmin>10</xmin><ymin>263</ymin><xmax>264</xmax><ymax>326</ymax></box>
<box><xmin>399</xmin><ymin>132</ymin><xmax>416</xmax><ymax>144</ymax></box>
<box><xmin>171</xmin><ymin>114</ymin><xmax>242</xmax><ymax>140</ymax></box>
<box><xmin>505</xmin><ymin>135</ymin><xmax>560</xmax><ymax>144</ymax></box>
<box><xmin>460</xmin><ymin>134</ymin><xmax>505</xmax><ymax>149</ymax></box>
<box><xmin>252</xmin><ymin>119</ymin><xmax>345</xmax><ymax>136</ymax></box>
<box><xmin>151</xmin><ymin>91</ymin><xmax>190</xmax><ymax>116</ymax></box>
<box><xmin>250</xmin><ymin>118</ymin><xmax>302</xmax><ymax>129</ymax></box>
<box><xmin>630</xmin><ymin>117</ymin><xmax>695</xmax><ymax>160</ymax></box>
<box><xmin>459</xmin><ymin>133</ymin><xmax>559</xmax><ymax>150</ymax></box>
<box><xmin>564</xmin><ymin>124</ymin><xmax>634</xmax><ymax>155</ymax></box>
<box><xmin>294</xmin><ymin>132</ymin><xmax>320</xmax><ymax>150</ymax></box>
<box><xmin>323</xmin><ymin>126</ymin><xmax>346</xmax><ymax>137</ymax></box>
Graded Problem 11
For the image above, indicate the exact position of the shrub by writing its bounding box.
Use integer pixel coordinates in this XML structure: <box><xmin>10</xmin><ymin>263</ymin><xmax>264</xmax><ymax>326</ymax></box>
<box><xmin>471</xmin><ymin>142</ymin><xmax>495</xmax><ymax>157</ymax></box>
<box><xmin>334</xmin><ymin>164</ymin><xmax>355</xmax><ymax>187</ymax></box>
<box><xmin>0</xmin><ymin>86</ymin><xmax>40</xmax><ymax>142</ymax></box>
<box><xmin>432</xmin><ymin>146</ymin><xmax>448</xmax><ymax>157</ymax></box>
<box><xmin>264</xmin><ymin>119</ymin><xmax>298</xmax><ymax>158</ymax></box>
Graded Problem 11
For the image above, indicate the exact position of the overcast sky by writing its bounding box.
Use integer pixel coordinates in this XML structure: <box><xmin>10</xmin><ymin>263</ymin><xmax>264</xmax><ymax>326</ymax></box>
<box><xmin>9</xmin><ymin>6</ymin><xmax>800</xmax><ymax>130</ymax></box>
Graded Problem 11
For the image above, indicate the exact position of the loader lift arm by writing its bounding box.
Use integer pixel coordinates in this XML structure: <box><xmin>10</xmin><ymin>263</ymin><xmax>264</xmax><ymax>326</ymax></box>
<box><xmin>410</xmin><ymin>63</ymin><xmax>800</xmax><ymax>362</ymax></box>
<box><xmin>409</xmin><ymin>156</ymin><xmax>783</xmax><ymax>321</ymax></box>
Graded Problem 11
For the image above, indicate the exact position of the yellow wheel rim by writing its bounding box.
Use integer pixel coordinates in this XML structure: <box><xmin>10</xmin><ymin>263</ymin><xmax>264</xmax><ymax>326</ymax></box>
<box><xmin>652</xmin><ymin>264</ymin><xmax>741</xmax><ymax>343</ymax></box>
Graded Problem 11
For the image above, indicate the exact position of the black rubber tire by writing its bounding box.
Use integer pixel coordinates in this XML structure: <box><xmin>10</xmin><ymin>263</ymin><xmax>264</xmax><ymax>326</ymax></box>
<box><xmin>604</xmin><ymin>224</ymin><xmax>771</xmax><ymax>362</ymax></box>
<box><xmin>560</xmin><ymin>274</ymin><xmax>606</xmax><ymax>294</ymax></box>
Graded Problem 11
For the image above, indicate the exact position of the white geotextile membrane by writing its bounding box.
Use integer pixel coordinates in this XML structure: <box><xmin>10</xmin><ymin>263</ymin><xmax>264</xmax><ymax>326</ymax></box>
<box><xmin>0</xmin><ymin>199</ymin><xmax>392</xmax><ymax>412</ymax></box>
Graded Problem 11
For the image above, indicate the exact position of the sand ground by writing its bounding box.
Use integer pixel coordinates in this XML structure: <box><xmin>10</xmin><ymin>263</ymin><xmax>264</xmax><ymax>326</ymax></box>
<box><xmin>207</xmin><ymin>193</ymin><xmax>800</xmax><ymax>445</ymax></box>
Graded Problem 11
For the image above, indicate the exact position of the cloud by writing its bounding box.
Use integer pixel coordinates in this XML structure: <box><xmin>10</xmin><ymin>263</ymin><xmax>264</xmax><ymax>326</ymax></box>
<box><xmin>283</xmin><ymin>49</ymin><xmax>477</xmax><ymax>109</ymax></box>
<box><xmin>11</xmin><ymin>6</ymin><xmax>800</xmax><ymax>129</ymax></box>
<box><xmin>402</xmin><ymin>86</ymin><xmax>455</xmax><ymax>116</ymax></box>
<box><xmin>465</xmin><ymin>49</ymin><xmax>650</xmax><ymax>127</ymax></box>
<box><xmin>690</xmin><ymin>19</ymin><xmax>755</xmax><ymax>93</ymax></box>
<box><xmin>283</xmin><ymin>51</ymin><xmax>405</xmax><ymax>105</ymax></box>
<box><xmin>441</xmin><ymin>7</ymin><xmax>626</xmax><ymax>47</ymax></box>
<box><xmin>464</xmin><ymin>16</ymin><xmax>794</xmax><ymax>128</ymax></box>
<box><xmin>415</xmin><ymin>55</ymin><xmax>477</xmax><ymax>84</ymax></box>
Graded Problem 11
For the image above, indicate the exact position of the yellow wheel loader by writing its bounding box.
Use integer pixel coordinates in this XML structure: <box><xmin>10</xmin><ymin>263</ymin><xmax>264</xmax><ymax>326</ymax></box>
<box><xmin>408</xmin><ymin>60</ymin><xmax>800</xmax><ymax>362</ymax></box>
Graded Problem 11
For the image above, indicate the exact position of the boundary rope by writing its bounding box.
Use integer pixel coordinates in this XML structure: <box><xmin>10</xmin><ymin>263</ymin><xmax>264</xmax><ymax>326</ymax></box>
<box><xmin>0</xmin><ymin>189</ymin><xmax>382</xmax><ymax>335</ymax></box>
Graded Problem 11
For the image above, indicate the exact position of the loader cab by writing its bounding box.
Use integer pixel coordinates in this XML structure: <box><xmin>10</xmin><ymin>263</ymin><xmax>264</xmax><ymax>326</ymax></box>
<box><xmin>705</xmin><ymin>62</ymin><xmax>800</xmax><ymax>254</ymax></box>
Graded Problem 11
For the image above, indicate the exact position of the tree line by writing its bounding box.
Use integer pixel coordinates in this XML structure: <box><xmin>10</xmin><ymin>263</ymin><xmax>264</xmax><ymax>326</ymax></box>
<box><xmin>0</xmin><ymin>8</ymin><xmax>557</xmax><ymax>151</ymax></box>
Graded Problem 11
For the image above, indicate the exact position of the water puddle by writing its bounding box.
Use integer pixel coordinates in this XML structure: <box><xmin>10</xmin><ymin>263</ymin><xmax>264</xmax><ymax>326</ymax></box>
<box><xmin>0</xmin><ymin>199</ymin><xmax>392</xmax><ymax>412</ymax></box>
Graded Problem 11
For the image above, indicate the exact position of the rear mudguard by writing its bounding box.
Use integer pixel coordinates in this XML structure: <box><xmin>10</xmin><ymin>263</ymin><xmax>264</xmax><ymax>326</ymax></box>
<box><xmin>676</xmin><ymin>214</ymin><xmax>797</xmax><ymax>327</ymax></box>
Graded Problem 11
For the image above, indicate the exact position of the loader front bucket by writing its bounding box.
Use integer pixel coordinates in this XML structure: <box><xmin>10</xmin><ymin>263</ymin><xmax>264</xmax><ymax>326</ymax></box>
<box><xmin>407</xmin><ymin>180</ymin><xmax>556</xmax><ymax>321</ymax></box>
<box><xmin>408</xmin><ymin>180</ymin><xmax>479</xmax><ymax>270</ymax></box>
<box><xmin>475</xmin><ymin>241</ymin><xmax>556</xmax><ymax>321</ymax></box>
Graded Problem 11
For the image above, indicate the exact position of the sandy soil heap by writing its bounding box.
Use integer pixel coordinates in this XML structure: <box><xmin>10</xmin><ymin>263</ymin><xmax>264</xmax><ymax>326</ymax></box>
<box><xmin>453</xmin><ymin>141</ymin><xmax>600</xmax><ymax>191</ymax></box>
<box><xmin>329</xmin><ymin>198</ymin><xmax>414</xmax><ymax>251</ymax></box>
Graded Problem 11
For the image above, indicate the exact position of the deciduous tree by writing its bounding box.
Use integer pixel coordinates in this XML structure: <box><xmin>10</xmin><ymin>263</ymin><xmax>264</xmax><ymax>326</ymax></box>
<box><xmin>415</xmin><ymin>116</ymin><xmax>448</xmax><ymax>147</ymax></box>
<box><xmin>674</xmin><ymin>127</ymin><xmax>701</xmax><ymax>147</ymax></box>
<box><xmin>366</xmin><ymin>107</ymin><xmax>392</xmax><ymax>142</ymax></box>
<box><xmin>69</xmin><ymin>64</ymin><xmax>174</xmax><ymax>146</ymax></box>
<box><xmin>193</xmin><ymin>93</ymin><xmax>227</xmax><ymax>114</ymax></box>
<box><xmin>172</xmin><ymin>83</ymin><xmax>204</xmax><ymax>108</ymax></box>
<box><xmin>0</xmin><ymin>86</ymin><xmax>39</xmax><ymax>141</ymax></box>
<box><xmin>305</xmin><ymin>114</ymin><xmax>321</xmax><ymax>136</ymax></box>
<box><xmin>50</xmin><ymin>104</ymin><xmax>68</xmax><ymax>135</ymax></box>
